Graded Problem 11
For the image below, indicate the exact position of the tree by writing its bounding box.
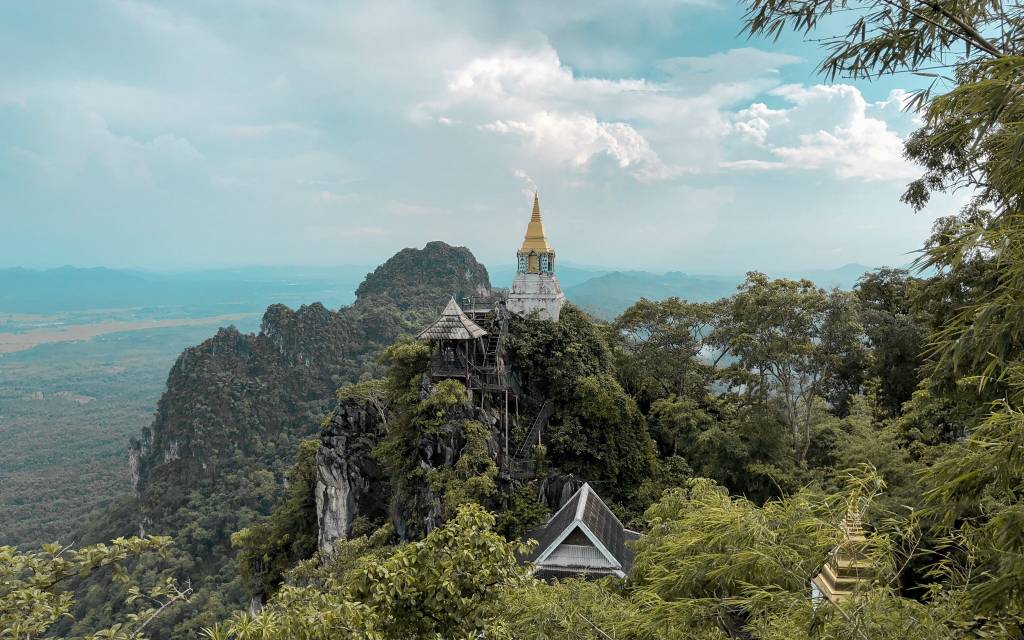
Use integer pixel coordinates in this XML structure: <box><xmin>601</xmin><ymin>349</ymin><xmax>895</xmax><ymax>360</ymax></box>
<box><xmin>625</xmin><ymin>472</ymin><xmax>964</xmax><ymax>640</ymax></box>
<box><xmin>0</xmin><ymin>536</ymin><xmax>188</xmax><ymax>640</ymax></box>
<box><xmin>232</xmin><ymin>439</ymin><xmax>320</xmax><ymax>603</ymax></box>
<box><xmin>506</xmin><ymin>303</ymin><xmax>612</xmax><ymax>405</ymax></box>
<box><xmin>713</xmin><ymin>273</ymin><xmax>865</xmax><ymax>462</ymax></box>
<box><xmin>612</xmin><ymin>297</ymin><xmax>718</xmax><ymax>410</ymax></box>
<box><xmin>497</xmin><ymin>578</ymin><xmax>655</xmax><ymax>640</ymax></box>
<box><xmin>548</xmin><ymin>373</ymin><xmax>658</xmax><ymax>504</ymax></box>
<box><xmin>854</xmin><ymin>269</ymin><xmax>929</xmax><ymax>416</ymax></box>
<box><xmin>337</xmin><ymin>380</ymin><xmax>391</xmax><ymax>431</ymax></box>
<box><xmin>428</xmin><ymin>419</ymin><xmax>498</xmax><ymax>516</ymax></box>
<box><xmin>743</xmin><ymin>0</ymin><xmax>1024</xmax><ymax>630</ymax></box>
<box><xmin>209</xmin><ymin>504</ymin><xmax>532</xmax><ymax>640</ymax></box>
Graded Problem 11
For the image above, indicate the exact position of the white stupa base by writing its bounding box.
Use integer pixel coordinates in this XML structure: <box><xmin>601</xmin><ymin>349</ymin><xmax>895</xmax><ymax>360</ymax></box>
<box><xmin>507</xmin><ymin>272</ymin><xmax>565</xmax><ymax>321</ymax></box>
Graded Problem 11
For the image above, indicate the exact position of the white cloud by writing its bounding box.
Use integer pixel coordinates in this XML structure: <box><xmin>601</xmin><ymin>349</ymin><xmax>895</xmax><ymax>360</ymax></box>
<box><xmin>481</xmin><ymin>111</ymin><xmax>684</xmax><ymax>180</ymax></box>
<box><xmin>431</xmin><ymin>47</ymin><xmax>690</xmax><ymax>180</ymax></box>
<box><xmin>420</xmin><ymin>46</ymin><xmax>826</xmax><ymax>182</ymax></box>
<box><xmin>1</xmin><ymin>0</ymin><xmax>940</xmax><ymax>271</ymax></box>
<box><xmin>719</xmin><ymin>159</ymin><xmax>786</xmax><ymax>170</ymax></box>
<box><xmin>513</xmin><ymin>168</ymin><xmax>538</xmax><ymax>196</ymax></box>
<box><xmin>727</xmin><ymin>84</ymin><xmax>917</xmax><ymax>181</ymax></box>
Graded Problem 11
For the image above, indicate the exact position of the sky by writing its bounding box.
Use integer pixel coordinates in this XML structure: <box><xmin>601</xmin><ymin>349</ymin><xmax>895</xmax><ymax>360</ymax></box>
<box><xmin>0</xmin><ymin>1</ymin><xmax>961</xmax><ymax>273</ymax></box>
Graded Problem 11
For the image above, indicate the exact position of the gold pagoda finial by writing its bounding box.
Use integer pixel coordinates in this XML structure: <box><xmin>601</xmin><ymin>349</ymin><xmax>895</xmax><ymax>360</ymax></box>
<box><xmin>520</xmin><ymin>191</ymin><xmax>552</xmax><ymax>253</ymax></box>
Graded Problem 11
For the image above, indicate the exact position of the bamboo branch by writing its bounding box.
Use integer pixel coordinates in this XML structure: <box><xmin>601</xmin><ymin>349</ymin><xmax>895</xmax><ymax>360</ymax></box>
<box><xmin>920</xmin><ymin>0</ymin><xmax>1004</xmax><ymax>57</ymax></box>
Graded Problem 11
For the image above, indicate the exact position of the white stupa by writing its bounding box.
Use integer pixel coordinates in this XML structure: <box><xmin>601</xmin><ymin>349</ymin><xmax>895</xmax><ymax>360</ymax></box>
<box><xmin>506</xmin><ymin>193</ymin><xmax>565</xmax><ymax>321</ymax></box>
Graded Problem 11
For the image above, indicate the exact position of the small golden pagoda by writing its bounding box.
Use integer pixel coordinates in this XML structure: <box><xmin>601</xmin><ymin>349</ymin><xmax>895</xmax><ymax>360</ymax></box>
<box><xmin>811</xmin><ymin>512</ymin><xmax>874</xmax><ymax>604</ymax></box>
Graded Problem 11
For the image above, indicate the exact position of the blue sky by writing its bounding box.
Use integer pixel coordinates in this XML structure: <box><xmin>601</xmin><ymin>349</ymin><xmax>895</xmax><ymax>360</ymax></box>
<box><xmin>0</xmin><ymin>1</ymin><xmax>959</xmax><ymax>273</ymax></box>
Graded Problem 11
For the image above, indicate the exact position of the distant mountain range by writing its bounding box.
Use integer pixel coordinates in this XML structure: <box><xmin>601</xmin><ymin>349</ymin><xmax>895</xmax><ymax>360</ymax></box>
<box><xmin>0</xmin><ymin>261</ymin><xmax>879</xmax><ymax>321</ymax></box>
<box><xmin>498</xmin><ymin>262</ymin><xmax>876</xmax><ymax>319</ymax></box>
<box><xmin>0</xmin><ymin>265</ymin><xmax>370</xmax><ymax>315</ymax></box>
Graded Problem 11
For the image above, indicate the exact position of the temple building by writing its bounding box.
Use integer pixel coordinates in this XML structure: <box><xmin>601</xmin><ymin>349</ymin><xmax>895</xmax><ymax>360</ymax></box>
<box><xmin>506</xmin><ymin>193</ymin><xmax>566</xmax><ymax>321</ymax></box>
<box><xmin>522</xmin><ymin>483</ymin><xmax>640</xmax><ymax>580</ymax></box>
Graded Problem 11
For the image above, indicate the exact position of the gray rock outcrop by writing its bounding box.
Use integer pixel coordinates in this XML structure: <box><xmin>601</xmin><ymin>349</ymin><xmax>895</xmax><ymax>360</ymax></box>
<box><xmin>316</xmin><ymin>399</ymin><xmax>389</xmax><ymax>555</ymax></box>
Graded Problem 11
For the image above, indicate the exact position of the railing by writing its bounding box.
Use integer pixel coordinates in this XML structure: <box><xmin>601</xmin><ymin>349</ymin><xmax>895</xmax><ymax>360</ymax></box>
<box><xmin>430</xmin><ymin>354</ymin><xmax>469</xmax><ymax>378</ymax></box>
<box><xmin>514</xmin><ymin>399</ymin><xmax>553</xmax><ymax>460</ymax></box>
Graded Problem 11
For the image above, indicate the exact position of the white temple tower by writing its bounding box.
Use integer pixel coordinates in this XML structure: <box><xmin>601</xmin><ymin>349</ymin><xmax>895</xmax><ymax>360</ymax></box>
<box><xmin>506</xmin><ymin>193</ymin><xmax>566</xmax><ymax>321</ymax></box>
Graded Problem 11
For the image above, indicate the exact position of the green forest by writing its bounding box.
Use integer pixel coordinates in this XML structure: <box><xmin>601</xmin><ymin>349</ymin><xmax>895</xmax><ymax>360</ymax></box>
<box><xmin>5</xmin><ymin>0</ymin><xmax>1024</xmax><ymax>638</ymax></box>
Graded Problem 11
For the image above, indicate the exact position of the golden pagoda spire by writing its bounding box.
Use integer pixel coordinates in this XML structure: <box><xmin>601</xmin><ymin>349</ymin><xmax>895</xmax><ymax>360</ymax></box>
<box><xmin>520</xmin><ymin>191</ymin><xmax>552</xmax><ymax>253</ymax></box>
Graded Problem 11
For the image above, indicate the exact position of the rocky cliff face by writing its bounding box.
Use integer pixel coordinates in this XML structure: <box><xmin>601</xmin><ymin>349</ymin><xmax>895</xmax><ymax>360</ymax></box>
<box><xmin>315</xmin><ymin>399</ymin><xmax>389</xmax><ymax>555</ymax></box>
<box><xmin>127</xmin><ymin>242</ymin><xmax>491</xmax><ymax>523</ymax></box>
<box><xmin>314</xmin><ymin>380</ymin><xmax>508</xmax><ymax>551</ymax></box>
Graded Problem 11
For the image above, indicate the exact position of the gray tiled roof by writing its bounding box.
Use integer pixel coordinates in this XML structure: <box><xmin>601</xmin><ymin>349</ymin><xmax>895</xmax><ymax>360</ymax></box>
<box><xmin>417</xmin><ymin>297</ymin><xmax>488</xmax><ymax>341</ymax></box>
<box><xmin>524</xmin><ymin>483</ymin><xmax>638</xmax><ymax>577</ymax></box>
<box><xmin>524</xmin><ymin>488</ymin><xmax>583</xmax><ymax>563</ymax></box>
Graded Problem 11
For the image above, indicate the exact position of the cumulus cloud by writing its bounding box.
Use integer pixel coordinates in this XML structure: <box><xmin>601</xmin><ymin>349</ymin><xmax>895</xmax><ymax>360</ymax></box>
<box><xmin>431</xmin><ymin>47</ymin><xmax>689</xmax><ymax>180</ymax></box>
<box><xmin>725</xmin><ymin>84</ymin><xmax>918</xmax><ymax>181</ymax></box>
<box><xmin>481</xmin><ymin>111</ymin><xmax>684</xmax><ymax>180</ymax></box>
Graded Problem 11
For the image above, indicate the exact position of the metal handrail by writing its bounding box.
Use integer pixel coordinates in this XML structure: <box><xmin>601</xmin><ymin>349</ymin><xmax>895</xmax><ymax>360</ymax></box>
<box><xmin>514</xmin><ymin>399</ymin><xmax>553</xmax><ymax>459</ymax></box>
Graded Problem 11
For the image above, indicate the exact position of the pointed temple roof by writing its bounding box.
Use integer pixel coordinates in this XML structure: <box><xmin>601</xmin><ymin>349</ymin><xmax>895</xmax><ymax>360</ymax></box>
<box><xmin>519</xmin><ymin>192</ymin><xmax>553</xmax><ymax>253</ymax></box>
<box><xmin>417</xmin><ymin>297</ymin><xmax>488</xmax><ymax>341</ymax></box>
<box><xmin>523</xmin><ymin>483</ymin><xmax>640</xmax><ymax>580</ymax></box>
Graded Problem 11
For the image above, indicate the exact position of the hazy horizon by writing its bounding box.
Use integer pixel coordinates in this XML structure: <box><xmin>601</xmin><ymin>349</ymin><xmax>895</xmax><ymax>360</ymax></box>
<box><xmin>0</xmin><ymin>255</ymin><xmax>898</xmax><ymax>279</ymax></box>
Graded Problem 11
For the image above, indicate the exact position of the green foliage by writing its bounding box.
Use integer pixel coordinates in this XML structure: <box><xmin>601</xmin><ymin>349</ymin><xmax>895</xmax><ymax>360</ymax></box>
<box><xmin>231</xmin><ymin>439</ymin><xmax>320</xmax><ymax>602</ymax></box>
<box><xmin>0</xmin><ymin>536</ymin><xmax>186</xmax><ymax>639</ymax></box>
<box><xmin>380</xmin><ymin>338</ymin><xmax>431</xmax><ymax>407</ymax></box>
<box><xmin>286</xmin><ymin>523</ymin><xmax>396</xmax><ymax>591</ymax></box>
<box><xmin>854</xmin><ymin>269</ymin><xmax>929</xmax><ymax>416</ymax></box>
<box><xmin>922</xmin><ymin>367</ymin><xmax>1024</xmax><ymax>623</ymax></box>
<box><xmin>375</xmin><ymin>374</ymin><xmax>468</xmax><ymax>514</ymax></box>
<box><xmin>495</xmin><ymin>472</ymin><xmax>960</xmax><ymax>640</ymax></box>
<box><xmin>351</xmin><ymin>503</ymin><xmax>532</xmax><ymax>639</ymax></box>
<box><xmin>714</xmin><ymin>272</ymin><xmax>866</xmax><ymax>462</ymax></box>
<box><xmin>612</xmin><ymin>297</ymin><xmax>718</xmax><ymax>411</ymax></box>
<box><xmin>650</xmin><ymin>391</ymin><xmax>790</xmax><ymax>501</ymax></box>
<box><xmin>742</xmin><ymin>0</ymin><xmax>1024</xmax><ymax>631</ymax></box>
<box><xmin>0</xmin><ymin>324</ymin><xmax>217</xmax><ymax>548</ymax></box>
<box><xmin>632</xmin><ymin>478</ymin><xmax>838</xmax><ymax>606</ymax></box>
<box><xmin>429</xmin><ymin>419</ymin><xmax>498</xmax><ymax>515</ymax></box>
<box><xmin>827</xmin><ymin>397</ymin><xmax>925</xmax><ymax>517</ymax></box>
<box><xmin>626</xmin><ymin>472</ymin><xmax>931</xmax><ymax>639</ymax></box>
<box><xmin>549</xmin><ymin>373</ymin><xmax>657</xmax><ymax>501</ymax></box>
<box><xmin>210</xmin><ymin>503</ymin><xmax>531</xmax><ymax>640</ymax></box>
<box><xmin>494</xmin><ymin>482</ymin><xmax>550</xmax><ymax>540</ymax></box>
<box><xmin>337</xmin><ymin>379</ymin><xmax>390</xmax><ymax>429</ymax></box>
<box><xmin>61</xmin><ymin>458</ymin><xmax>284</xmax><ymax>640</ymax></box>
<box><xmin>648</xmin><ymin>394</ymin><xmax>717</xmax><ymax>459</ymax></box>
<box><xmin>373</xmin><ymin>339</ymin><xmax>452</xmax><ymax>511</ymax></box>
<box><xmin>203</xmin><ymin>586</ymin><xmax>379</xmax><ymax>640</ymax></box>
<box><xmin>506</xmin><ymin>303</ymin><xmax>612</xmax><ymax>403</ymax></box>
<box><xmin>497</xmin><ymin>578</ymin><xmax>655</xmax><ymax>640</ymax></box>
